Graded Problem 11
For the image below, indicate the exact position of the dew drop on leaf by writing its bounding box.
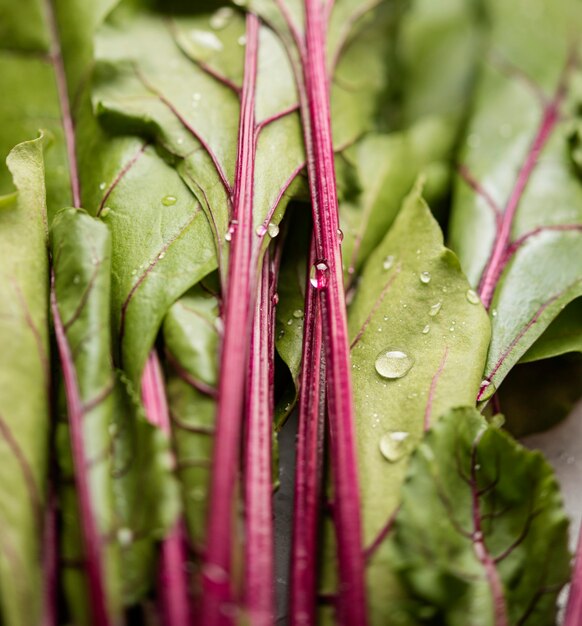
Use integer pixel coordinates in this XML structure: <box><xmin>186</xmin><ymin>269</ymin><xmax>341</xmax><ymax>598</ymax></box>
<box><xmin>100</xmin><ymin>207</ymin><xmax>111</xmax><ymax>217</ymax></box>
<box><xmin>466</xmin><ymin>288</ymin><xmax>480</xmax><ymax>304</ymax></box>
<box><xmin>422</xmin><ymin>324</ymin><xmax>430</xmax><ymax>334</ymax></box>
<box><xmin>162</xmin><ymin>195</ymin><xmax>177</xmax><ymax>206</ymax></box>
<box><xmin>117</xmin><ymin>527</ymin><xmax>134</xmax><ymax>547</ymax></box>
<box><xmin>429</xmin><ymin>302</ymin><xmax>442</xmax><ymax>317</ymax></box>
<box><xmin>267</xmin><ymin>222</ymin><xmax>279</xmax><ymax>238</ymax></box>
<box><xmin>379</xmin><ymin>430</ymin><xmax>411</xmax><ymax>462</ymax></box>
<box><xmin>293</xmin><ymin>309</ymin><xmax>303</xmax><ymax>319</ymax></box>
<box><xmin>210</xmin><ymin>7</ymin><xmax>234</xmax><ymax>30</ymax></box>
<box><xmin>419</xmin><ymin>271</ymin><xmax>431</xmax><ymax>284</ymax></box>
<box><xmin>382</xmin><ymin>255</ymin><xmax>395</xmax><ymax>270</ymax></box>
<box><xmin>375</xmin><ymin>349</ymin><xmax>414</xmax><ymax>379</ymax></box>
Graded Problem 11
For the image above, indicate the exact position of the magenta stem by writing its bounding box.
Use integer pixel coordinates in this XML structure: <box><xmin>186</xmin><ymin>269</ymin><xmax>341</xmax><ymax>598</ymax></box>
<box><xmin>199</xmin><ymin>14</ymin><xmax>260</xmax><ymax>626</ymax></box>
<box><xmin>477</xmin><ymin>53</ymin><xmax>575</xmax><ymax>309</ymax></box>
<box><xmin>290</xmin><ymin>239</ymin><xmax>326</xmax><ymax>626</ymax></box>
<box><xmin>564</xmin><ymin>526</ymin><xmax>582</xmax><ymax>626</ymax></box>
<box><xmin>42</xmin><ymin>0</ymin><xmax>81</xmax><ymax>208</ymax></box>
<box><xmin>297</xmin><ymin>1</ymin><xmax>368</xmax><ymax>623</ymax></box>
<box><xmin>51</xmin><ymin>277</ymin><xmax>111</xmax><ymax>626</ymax></box>
<box><xmin>243</xmin><ymin>254</ymin><xmax>276</xmax><ymax>626</ymax></box>
<box><xmin>141</xmin><ymin>352</ymin><xmax>192</xmax><ymax>626</ymax></box>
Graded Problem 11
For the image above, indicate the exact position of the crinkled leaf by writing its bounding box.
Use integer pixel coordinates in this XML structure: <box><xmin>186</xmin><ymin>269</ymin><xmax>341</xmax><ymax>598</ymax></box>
<box><xmin>50</xmin><ymin>208</ymin><xmax>122</xmax><ymax>624</ymax></box>
<box><xmin>0</xmin><ymin>136</ymin><xmax>50</xmax><ymax>626</ymax></box>
<box><xmin>335</xmin><ymin>184</ymin><xmax>491</xmax><ymax>623</ymax></box>
<box><xmin>393</xmin><ymin>407</ymin><xmax>570</xmax><ymax>626</ymax></box>
<box><xmin>449</xmin><ymin>0</ymin><xmax>582</xmax><ymax>396</ymax></box>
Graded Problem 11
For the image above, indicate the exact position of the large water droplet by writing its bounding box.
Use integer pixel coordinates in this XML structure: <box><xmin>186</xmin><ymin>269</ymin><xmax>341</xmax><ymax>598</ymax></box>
<box><xmin>267</xmin><ymin>222</ymin><xmax>279</xmax><ymax>238</ymax></box>
<box><xmin>379</xmin><ymin>430</ymin><xmax>412</xmax><ymax>462</ymax></box>
<box><xmin>375</xmin><ymin>349</ymin><xmax>414</xmax><ymax>379</ymax></box>
<box><xmin>189</xmin><ymin>30</ymin><xmax>223</xmax><ymax>55</ymax></box>
<box><xmin>419</xmin><ymin>271</ymin><xmax>431</xmax><ymax>284</ymax></box>
<box><xmin>237</xmin><ymin>35</ymin><xmax>247</xmax><ymax>46</ymax></box>
<box><xmin>422</xmin><ymin>324</ymin><xmax>430</xmax><ymax>335</ymax></box>
<box><xmin>99</xmin><ymin>181</ymin><xmax>106</xmax><ymax>190</ymax></box>
<box><xmin>383</xmin><ymin>255</ymin><xmax>395</xmax><ymax>271</ymax></box>
<box><xmin>429</xmin><ymin>302</ymin><xmax>442</xmax><ymax>317</ymax></box>
<box><xmin>256</xmin><ymin>224</ymin><xmax>267</xmax><ymax>236</ymax></box>
<box><xmin>100</xmin><ymin>207</ymin><xmax>111</xmax><ymax>217</ymax></box>
<box><xmin>293</xmin><ymin>309</ymin><xmax>304</xmax><ymax>319</ymax></box>
<box><xmin>466</xmin><ymin>289</ymin><xmax>480</xmax><ymax>305</ymax></box>
<box><xmin>337</xmin><ymin>228</ymin><xmax>344</xmax><ymax>242</ymax></box>
<box><xmin>310</xmin><ymin>261</ymin><xmax>329</xmax><ymax>289</ymax></box>
<box><xmin>117</xmin><ymin>527</ymin><xmax>133</xmax><ymax>547</ymax></box>
<box><xmin>210</xmin><ymin>7</ymin><xmax>234</xmax><ymax>30</ymax></box>
<box><xmin>162</xmin><ymin>195</ymin><xmax>177</xmax><ymax>206</ymax></box>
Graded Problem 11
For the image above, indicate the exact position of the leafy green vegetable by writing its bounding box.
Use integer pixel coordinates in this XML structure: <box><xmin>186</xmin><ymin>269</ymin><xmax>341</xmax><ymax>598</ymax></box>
<box><xmin>0</xmin><ymin>136</ymin><xmax>50</xmax><ymax>626</ymax></box>
<box><xmin>334</xmin><ymin>183</ymin><xmax>491</xmax><ymax>623</ymax></box>
<box><xmin>449</xmin><ymin>0</ymin><xmax>582</xmax><ymax>398</ymax></box>
<box><xmin>394</xmin><ymin>407</ymin><xmax>570</xmax><ymax>626</ymax></box>
<box><xmin>50</xmin><ymin>208</ymin><xmax>121</xmax><ymax>624</ymax></box>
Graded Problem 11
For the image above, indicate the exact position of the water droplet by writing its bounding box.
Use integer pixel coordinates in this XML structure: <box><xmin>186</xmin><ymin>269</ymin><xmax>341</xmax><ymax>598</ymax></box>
<box><xmin>287</xmin><ymin>319</ymin><xmax>293</xmax><ymax>326</ymax></box>
<box><xmin>422</xmin><ymin>324</ymin><xmax>430</xmax><ymax>334</ymax></box>
<box><xmin>73</xmin><ymin>274</ymin><xmax>81</xmax><ymax>285</ymax></box>
<box><xmin>131</xmin><ymin>269</ymin><xmax>137</xmax><ymax>276</ymax></box>
<box><xmin>237</xmin><ymin>34</ymin><xmax>247</xmax><ymax>46</ymax></box>
<box><xmin>176</xmin><ymin>136</ymin><xmax>185</xmax><ymax>145</ymax></box>
<box><xmin>162</xmin><ymin>195</ymin><xmax>177</xmax><ymax>206</ymax></box>
<box><xmin>267</xmin><ymin>222</ymin><xmax>279</xmax><ymax>238</ymax></box>
<box><xmin>293</xmin><ymin>309</ymin><xmax>303</xmax><ymax>319</ymax></box>
<box><xmin>100</xmin><ymin>207</ymin><xmax>111</xmax><ymax>217</ymax></box>
<box><xmin>255</xmin><ymin>224</ymin><xmax>267</xmax><ymax>236</ymax></box>
<box><xmin>429</xmin><ymin>302</ymin><xmax>442</xmax><ymax>317</ymax></box>
<box><xmin>225</xmin><ymin>220</ymin><xmax>238</xmax><ymax>242</ymax></box>
<box><xmin>99</xmin><ymin>181</ymin><xmax>106</xmax><ymax>190</ymax></box>
<box><xmin>419</xmin><ymin>271</ymin><xmax>431</xmax><ymax>284</ymax></box>
<box><xmin>117</xmin><ymin>527</ymin><xmax>133</xmax><ymax>547</ymax></box>
<box><xmin>204</xmin><ymin>564</ymin><xmax>229</xmax><ymax>584</ymax></box>
<box><xmin>310</xmin><ymin>261</ymin><xmax>329</xmax><ymax>289</ymax></box>
<box><xmin>375</xmin><ymin>349</ymin><xmax>414</xmax><ymax>380</ymax></box>
<box><xmin>491</xmin><ymin>309</ymin><xmax>498</xmax><ymax>317</ymax></box>
<box><xmin>379</xmin><ymin>430</ymin><xmax>412</xmax><ymax>462</ymax></box>
<box><xmin>466</xmin><ymin>289</ymin><xmax>480</xmax><ymax>305</ymax></box>
<box><xmin>210</xmin><ymin>7</ymin><xmax>234</xmax><ymax>30</ymax></box>
<box><xmin>337</xmin><ymin>228</ymin><xmax>344</xmax><ymax>242</ymax></box>
<box><xmin>382</xmin><ymin>255</ymin><xmax>395</xmax><ymax>271</ymax></box>
<box><xmin>189</xmin><ymin>29</ymin><xmax>223</xmax><ymax>55</ymax></box>
<box><xmin>478</xmin><ymin>379</ymin><xmax>496</xmax><ymax>401</ymax></box>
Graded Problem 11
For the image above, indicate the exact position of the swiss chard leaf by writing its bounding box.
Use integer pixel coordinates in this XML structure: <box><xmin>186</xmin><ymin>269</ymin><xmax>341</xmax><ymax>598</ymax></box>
<box><xmin>333</xmin><ymin>183</ymin><xmax>491</xmax><ymax>623</ymax></box>
<box><xmin>50</xmin><ymin>208</ymin><xmax>122</xmax><ymax>624</ymax></box>
<box><xmin>449</xmin><ymin>0</ymin><xmax>582</xmax><ymax>398</ymax></box>
<box><xmin>393</xmin><ymin>407</ymin><xmax>570</xmax><ymax>626</ymax></box>
<box><xmin>0</xmin><ymin>136</ymin><xmax>50</xmax><ymax>626</ymax></box>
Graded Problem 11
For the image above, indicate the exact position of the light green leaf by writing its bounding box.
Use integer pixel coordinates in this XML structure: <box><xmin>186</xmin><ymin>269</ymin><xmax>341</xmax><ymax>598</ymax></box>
<box><xmin>0</xmin><ymin>135</ymin><xmax>50</xmax><ymax>626</ymax></box>
<box><xmin>393</xmin><ymin>407</ymin><xmax>570</xmax><ymax>626</ymax></box>
<box><xmin>337</xmin><ymin>184</ymin><xmax>491</xmax><ymax>623</ymax></box>
<box><xmin>449</xmin><ymin>0</ymin><xmax>582</xmax><ymax>397</ymax></box>
<box><xmin>50</xmin><ymin>208</ymin><xmax>122</xmax><ymax>624</ymax></box>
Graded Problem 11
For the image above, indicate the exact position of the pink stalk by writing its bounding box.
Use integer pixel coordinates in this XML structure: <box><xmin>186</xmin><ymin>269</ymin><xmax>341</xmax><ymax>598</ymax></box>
<box><xmin>290</xmin><ymin>239</ymin><xmax>326</xmax><ymax>626</ymax></box>
<box><xmin>51</xmin><ymin>278</ymin><xmax>111</xmax><ymax>626</ymax></box>
<box><xmin>297</xmin><ymin>1</ymin><xmax>368</xmax><ymax>622</ymax></box>
<box><xmin>477</xmin><ymin>53</ymin><xmax>575</xmax><ymax>309</ymax></box>
<box><xmin>199</xmin><ymin>14</ymin><xmax>260</xmax><ymax>626</ymax></box>
<box><xmin>564</xmin><ymin>527</ymin><xmax>582</xmax><ymax>626</ymax></box>
<box><xmin>141</xmin><ymin>351</ymin><xmax>192</xmax><ymax>626</ymax></box>
<box><xmin>243</xmin><ymin>254</ymin><xmax>276</xmax><ymax>626</ymax></box>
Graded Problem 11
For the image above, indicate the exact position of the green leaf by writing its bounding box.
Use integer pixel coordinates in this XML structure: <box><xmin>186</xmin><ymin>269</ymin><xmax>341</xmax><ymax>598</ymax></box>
<box><xmin>337</xmin><ymin>183</ymin><xmax>491</xmax><ymax>623</ymax></box>
<box><xmin>50</xmin><ymin>208</ymin><xmax>122</xmax><ymax>623</ymax></box>
<box><xmin>109</xmin><ymin>373</ymin><xmax>182</xmax><ymax>605</ymax></box>
<box><xmin>449</xmin><ymin>0</ymin><xmax>582</xmax><ymax>398</ymax></box>
<box><xmin>93</xmin><ymin>1</ymin><xmax>305</xmax><ymax>277</ymax></box>
<box><xmin>393</xmin><ymin>407</ymin><xmax>570</xmax><ymax>626</ymax></box>
<box><xmin>0</xmin><ymin>135</ymin><xmax>50</xmax><ymax>626</ymax></box>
